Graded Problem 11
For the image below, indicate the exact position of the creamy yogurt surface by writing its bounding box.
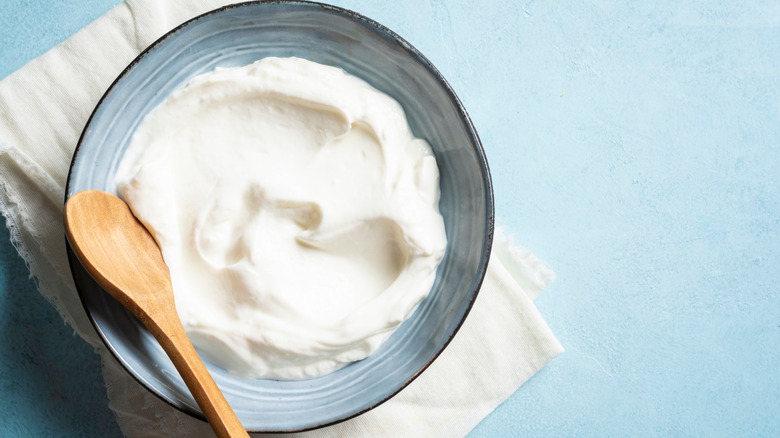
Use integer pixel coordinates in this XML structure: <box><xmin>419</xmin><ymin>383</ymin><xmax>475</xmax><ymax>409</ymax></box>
<box><xmin>114</xmin><ymin>57</ymin><xmax>446</xmax><ymax>379</ymax></box>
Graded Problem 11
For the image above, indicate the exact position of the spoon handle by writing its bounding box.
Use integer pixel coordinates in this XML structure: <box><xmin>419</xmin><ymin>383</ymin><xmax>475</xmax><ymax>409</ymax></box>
<box><xmin>145</xmin><ymin>311</ymin><xmax>250</xmax><ymax>438</ymax></box>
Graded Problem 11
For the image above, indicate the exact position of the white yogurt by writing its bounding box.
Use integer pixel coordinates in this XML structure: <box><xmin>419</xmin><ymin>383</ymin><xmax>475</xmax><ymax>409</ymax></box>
<box><xmin>114</xmin><ymin>57</ymin><xmax>446</xmax><ymax>379</ymax></box>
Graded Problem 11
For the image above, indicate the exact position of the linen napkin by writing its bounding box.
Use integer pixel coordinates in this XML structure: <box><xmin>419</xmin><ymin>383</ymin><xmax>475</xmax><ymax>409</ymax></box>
<box><xmin>0</xmin><ymin>0</ymin><xmax>563</xmax><ymax>436</ymax></box>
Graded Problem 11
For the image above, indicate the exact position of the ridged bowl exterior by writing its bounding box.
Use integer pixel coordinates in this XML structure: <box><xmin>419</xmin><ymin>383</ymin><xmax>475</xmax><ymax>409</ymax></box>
<box><xmin>66</xmin><ymin>1</ymin><xmax>493</xmax><ymax>432</ymax></box>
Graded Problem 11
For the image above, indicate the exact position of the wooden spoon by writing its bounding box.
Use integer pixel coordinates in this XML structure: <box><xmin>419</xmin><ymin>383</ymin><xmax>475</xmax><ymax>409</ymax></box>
<box><xmin>65</xmin><ymin>190</ymin><xmax>249</xmax><ymax>438</ymax></box>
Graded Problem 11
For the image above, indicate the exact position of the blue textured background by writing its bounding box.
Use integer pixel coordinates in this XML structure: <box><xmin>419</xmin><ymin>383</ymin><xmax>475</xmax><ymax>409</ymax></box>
<box><xmin>1</xmin><ymin>0</ymin><xmax>779</xmax><ymax>436</ymax></box>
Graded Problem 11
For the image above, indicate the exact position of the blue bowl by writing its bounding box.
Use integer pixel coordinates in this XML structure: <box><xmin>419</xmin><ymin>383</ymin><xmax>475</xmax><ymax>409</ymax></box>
<box><xmin>66</xmin><ymin>1</ymin><xmax>493</xmax><ymax>432</ymax></box>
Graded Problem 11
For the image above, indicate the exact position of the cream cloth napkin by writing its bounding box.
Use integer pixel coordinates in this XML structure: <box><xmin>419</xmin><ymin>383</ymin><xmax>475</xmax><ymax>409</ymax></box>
<box><xmin>0</xmin><ymin>1</ymin><xmax>563</xmax><ymax>436</ymax></box>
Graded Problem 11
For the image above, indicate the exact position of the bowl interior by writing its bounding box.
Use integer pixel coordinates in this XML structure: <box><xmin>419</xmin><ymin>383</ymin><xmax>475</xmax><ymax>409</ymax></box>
<box><xmin>67</xmin><ymin>1</ymin><xmax>492</xmax><ymax>432</ymax></box>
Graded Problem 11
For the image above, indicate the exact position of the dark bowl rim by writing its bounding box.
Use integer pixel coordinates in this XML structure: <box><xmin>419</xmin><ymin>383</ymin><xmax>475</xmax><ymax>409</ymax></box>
<box><xmin>64</xmin><ymin>0</ymin><xmax>495</xmax><ymax>433</ymax></box>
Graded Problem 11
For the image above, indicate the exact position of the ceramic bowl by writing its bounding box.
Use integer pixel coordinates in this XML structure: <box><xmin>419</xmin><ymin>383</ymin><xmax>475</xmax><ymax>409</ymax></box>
<box><xmin>66</xmin><ymin>1</ymin><xmax>493</xmax><ymax>432</ymax></box>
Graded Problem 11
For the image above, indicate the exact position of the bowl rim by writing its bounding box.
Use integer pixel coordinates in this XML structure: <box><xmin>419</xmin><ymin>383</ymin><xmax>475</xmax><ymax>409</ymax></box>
<box><xmin>65</xmin><ymin>0</ymin><xmax>494</xmax><ymax>432</ymax></box>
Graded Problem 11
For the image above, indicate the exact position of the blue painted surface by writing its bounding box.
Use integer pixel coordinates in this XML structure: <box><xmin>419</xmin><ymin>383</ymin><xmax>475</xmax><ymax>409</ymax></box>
<box><xmin>1</xmin><ymin>0</ymin><xmax>779</xmax><ymax>436</ymax></box>
<box><xmin>0</xmin><ymin>225</ymin><xmax>122</xmax><ymax>436</ymax></box>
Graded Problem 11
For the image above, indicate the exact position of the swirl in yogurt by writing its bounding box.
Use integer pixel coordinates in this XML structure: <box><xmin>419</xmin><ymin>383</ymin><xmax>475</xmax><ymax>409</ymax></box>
<box><xmin>115</xmin><ymin>57</ymin><xmax>446</xmax><ymax>379</ymax></box>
